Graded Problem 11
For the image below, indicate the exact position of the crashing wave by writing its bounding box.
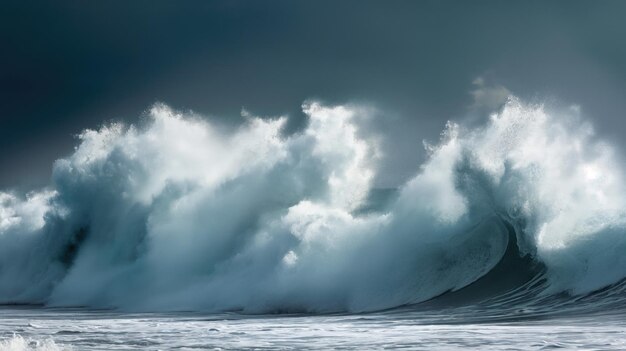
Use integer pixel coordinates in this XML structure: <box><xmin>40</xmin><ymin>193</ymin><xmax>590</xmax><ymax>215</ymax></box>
<box><xmin>0</xmin><ymin>97</ymin><xmax>625</xmax><ymax>313</ymax></box>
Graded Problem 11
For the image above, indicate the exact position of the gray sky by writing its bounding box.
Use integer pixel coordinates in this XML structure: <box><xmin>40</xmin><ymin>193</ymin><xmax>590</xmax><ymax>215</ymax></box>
<box><xmin>1</xmin><ymin>0</ymin><xmax>626</xmax><ymax>189</ymax></box>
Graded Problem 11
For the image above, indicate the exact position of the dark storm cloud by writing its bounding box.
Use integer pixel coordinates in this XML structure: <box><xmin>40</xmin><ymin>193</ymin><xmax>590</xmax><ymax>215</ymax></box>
<box><xmin>1</xmin><ymin>0</ymin><xmax>626</xmax><ymax>188</ymax></box>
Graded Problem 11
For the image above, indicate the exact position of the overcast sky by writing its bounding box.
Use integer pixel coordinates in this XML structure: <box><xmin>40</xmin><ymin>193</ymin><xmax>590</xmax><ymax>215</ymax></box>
<box><xmin>1</xmin><ymin>0</ymin><xmax>626</xmax><ymax>189</ymax></box>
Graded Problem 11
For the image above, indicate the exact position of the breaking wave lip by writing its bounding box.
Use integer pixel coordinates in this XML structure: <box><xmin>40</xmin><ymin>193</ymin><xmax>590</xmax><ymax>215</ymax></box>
<box><xmin>1</xmin><ymin>96</ymin><xmax>626</xmax><ymax>315</ymax></box>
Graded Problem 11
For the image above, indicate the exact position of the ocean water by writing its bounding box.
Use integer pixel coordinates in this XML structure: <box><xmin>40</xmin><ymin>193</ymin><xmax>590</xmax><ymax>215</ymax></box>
<box><xmin>2</xmin><ymin>97</ymin><xmax>626</xmax><ymax>349</ymax></box>
<box><xmin>2</xmin><ymin>305</ymin><xmax>626</xmax><ymax>350</ymax></box>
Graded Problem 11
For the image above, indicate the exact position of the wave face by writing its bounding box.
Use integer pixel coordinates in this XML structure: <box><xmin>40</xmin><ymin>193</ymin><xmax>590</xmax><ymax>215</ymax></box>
<box><xmin>1</xmin><ymin>97</ymin><xmax>626</xmax><ymax>313</ymax></box>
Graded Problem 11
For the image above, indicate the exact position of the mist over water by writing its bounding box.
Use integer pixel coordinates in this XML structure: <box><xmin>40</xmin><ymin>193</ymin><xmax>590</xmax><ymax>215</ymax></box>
<box><xmin>1</xmin><ymin>96</ymin><xmax>625</xmax><ymax>315</ymax></box>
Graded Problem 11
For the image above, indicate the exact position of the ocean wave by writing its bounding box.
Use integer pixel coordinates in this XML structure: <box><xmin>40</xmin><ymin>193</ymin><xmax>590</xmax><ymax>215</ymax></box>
<box><xmin>1</xmin><ymin>97</ymin><xmax>625</xmax><ymax>313</ymax></box>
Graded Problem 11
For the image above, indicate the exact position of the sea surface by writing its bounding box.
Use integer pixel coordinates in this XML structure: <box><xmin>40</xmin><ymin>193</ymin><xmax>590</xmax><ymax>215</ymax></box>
<box><xmin>2</xmin><ymin>305</ymin><xmax>626</xmax><ymax>350</ymax></box>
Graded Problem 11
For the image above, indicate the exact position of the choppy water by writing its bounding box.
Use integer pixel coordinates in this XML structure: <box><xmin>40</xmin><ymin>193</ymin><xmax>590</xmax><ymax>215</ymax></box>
<box><xmin>2</xmin><ymin>306</ymin><xmax>626</xmax><ymax>350</ymax></box>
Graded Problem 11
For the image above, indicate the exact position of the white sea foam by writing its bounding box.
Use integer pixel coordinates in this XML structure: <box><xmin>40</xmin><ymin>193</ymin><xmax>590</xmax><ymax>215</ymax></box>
<box><xmin>0</xmin><ymin>335</ymin><xmax>68</xmax><ymax>351</ymax></box>
<box><xmin>0</xmin><ymin>97</ymin><xmax>624</xmax><ymax>312</ymax></box>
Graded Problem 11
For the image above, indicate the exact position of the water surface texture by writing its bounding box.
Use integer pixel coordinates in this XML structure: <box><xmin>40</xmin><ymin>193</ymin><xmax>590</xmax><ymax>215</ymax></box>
<box><xmin>2</xmin><ymin>306</ymin><xmax>626</xmax><ymax>350</ymax></box>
